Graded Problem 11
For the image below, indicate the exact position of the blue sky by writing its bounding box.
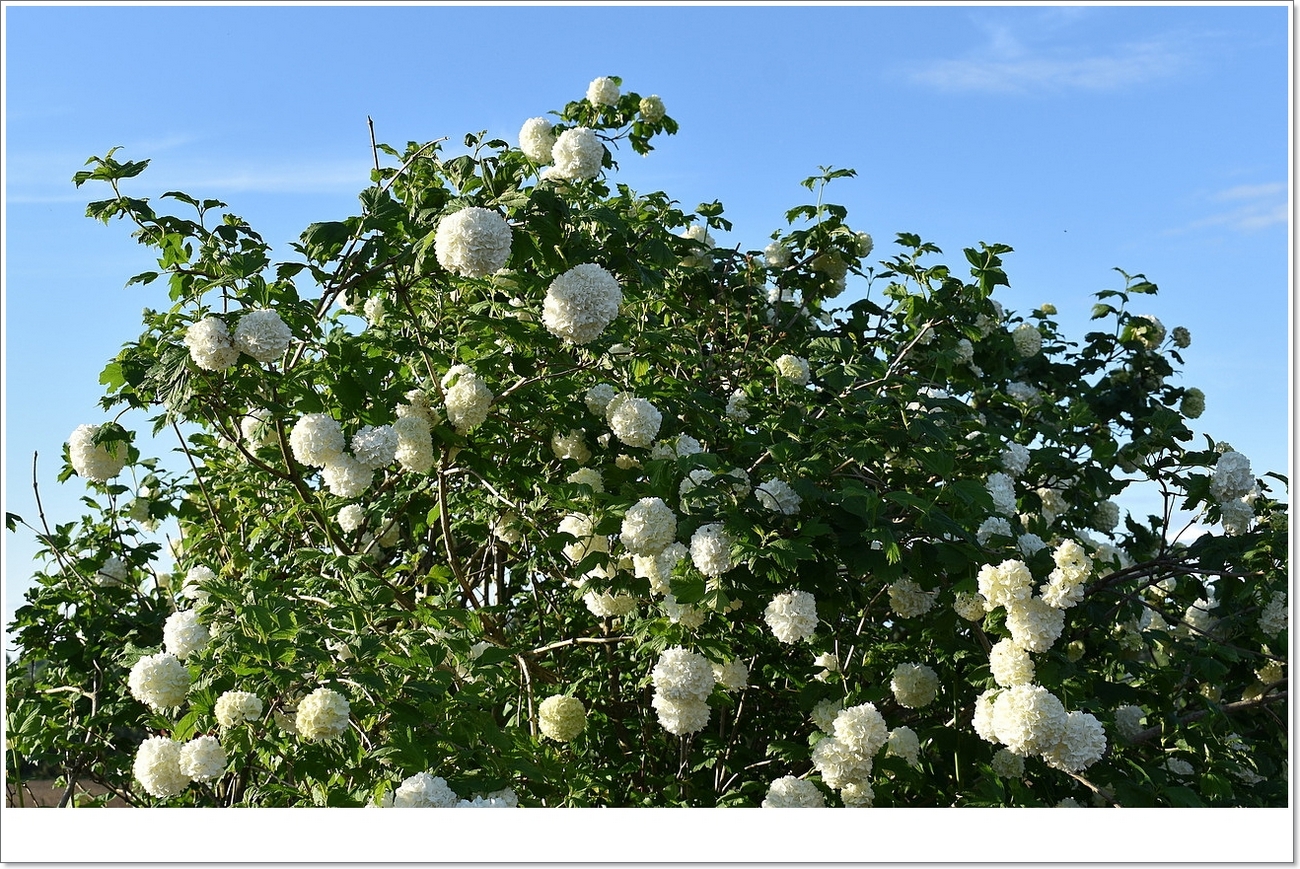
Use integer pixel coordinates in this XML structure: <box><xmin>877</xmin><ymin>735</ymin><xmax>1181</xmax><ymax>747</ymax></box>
<box><xmin>3</xmin><ymin>4</ymin><xmax>1291</xmax><ymax>643</ymax></box>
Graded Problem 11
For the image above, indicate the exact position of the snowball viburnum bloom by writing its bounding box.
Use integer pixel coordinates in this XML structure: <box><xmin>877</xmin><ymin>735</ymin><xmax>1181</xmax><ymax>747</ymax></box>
<box><xmin>548</xmin><ymin>127</ymin><xmax>604</xmax><ymax>181</ymax></box>
<box><xmin>68</xmin><ymin>424</ymin><xmax>128</xmax><ymax>482</ymax></box>
<box><xmin>774</xmin><ymin>354</ymin><xmax>810</xmax><ymax>386</ymax></box>
<box><xmin>978</xmin><ymin>559</ymin><xmax>1034</xmax><ymax>611</ymax></box>
<box><xmin>1041</xmin><ymin>711</ymin><xmax>1107</xmax><ymax>773</ymax></box>
<box><xmin>442</xmin><ymin>365</ymin><xmax>493</xmax><ymax>434</ymax></box>
<box><xmin>179</xmin><ymin>735</ymin><xmax>227</xmax><ymax>783</ymax></box>
<box><xmin>290</xmin><ymin>413</ymin><xmax>345</xmax><ymax>468</ymax></box>
<box><xmin>233</xmin><ymin>309</ymin><xmax>292</xmax><ymax>363</ymax></box>
<box><xmin>762</xmin><ymin>775</ymin><xmax>825</xmax><ymax>807</ymax></box>
<box><xmin>991</xmin><ymin>685</ymin><xmax>1067</xmax><ymax>757</ymax></box>
<box><xmin>1005</xmin><ymin>596</ymin><xmax>1066</xmax><ymax>652</ymax></box>
<box><xmin>1210</xmin><ymin>450</ymin><xmax>1254</xmax><ymax>503</ymax></box>
<box><xmin>351</xmin><ymin>425</ymin><xmax>399</xmax><ymax>470</ymax></box>
<box><xmin>322</xmin><ymin>454</ymin><xmax>372</xmax><ymax>499</ymax></box>
<box><xmin>764</xmin><ymin>590</ymin><xmax>818</xmax><ymax>643</ymax></box>
<box><xmin>557</xmin><ymin>513</ymin><xmax>609</xmax><ymax>571</ymax></box>
<box><xmin>891</xmin><ymin>662</ymin><xmax>940</xmax><ymax>708</ymax></box>
<box><xmin>184</xmin><ymin>316</ymin><xmax>240</xmax><ymax>371</ymax></box>
<box><xmin>639</xmin><ymin>94</ymin><xmax>666</xmax><ymax>121</ymax></box>
<box><xmin>833</xmin><ymin>703</ymin><xmax>888</xmax><ymax>758</ymax></box>
<box><xmin>538</xmin><ymin>695</ymin><xmax>587</xmax><ymax>742</ymax></box>
<box><xmin>543</xmin><ymin>263</ymin><xmax>623</xmax><ymax>345</ymax></box>
<box><xmin>394</xmin><ymin>416</ymin><xmax>434</xmax><ymax>474</ymax></box>
<box><xmin>128</xmin><ymin>653</ymin><xmax>190</xmax><ymax>710</ymax></box>
<box><xmin>620</xmin><ymin>497</ymin><xmax>677</xmax><ymax>556</ymax></box>
<box><xmin>434</xmin><ymin>207</ymin><xmax>512</xmax><ymax>278</ymax></box>
<box><xmin>690</xmin><ymin>523</ymin><xmax>734</xmax><ymax>577</ymax></box>
<box><xmin>756</xmin><ymin>477</ymin><xmax>802</xmax><ymax>515</ymax></box>
<box><xmin>214</xmin><ymin>691</ymin><xmax>263</xmax><ymax>728</ymax></box>
<box><xmin>393</xmin><ymin>772</ymin><xmax>459</xmax><ymax>807</ymax></box>
<box><xmin>134</xmin><ymin>736</ymin><xmax>190</xmax><ymax>798</ymax></box>
<box><xmin>989</xmin><ymin>638</ymin><xmax>1035</xmax><ymax>687</ymax></box>
<box><xmin>519</xmin><ymin>117</ymin><xmax>556</xmax><ymax>163</ymax></box>
<box><xmin>1012</xmin><ymin>323</ymin><xmax>1042</xmax><ymax>357</ymax></box>
<box><xmin>586</xmin><ymin>76</ymin><xmax>620</xmax><ymax>106</ymax></box>
<box><xmin>296</xmin><ymin>687</ymin><xmax>350</xmax><ymax>742</ymax></box>
<box><xmin>888</xmin><ymin>578</ymin><xmax>935</xmax><ymax>619</ymax></box>
<box><xmin>163</xmin><ymin>610</ymin><xmax>210</xmax><ymax>660</ymax></box>
<box><xmin>606</xmin><ymin>394</ymin><xmax>662</xmax><ymax>448</ymax></box>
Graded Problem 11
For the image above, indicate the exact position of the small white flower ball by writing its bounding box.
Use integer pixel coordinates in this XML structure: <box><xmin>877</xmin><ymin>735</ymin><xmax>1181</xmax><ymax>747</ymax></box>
<box><xmin>233</xmin><ymin>309</ymin><xmax>292</xmax><ymax>363</ymax></box>
<box><xmin>214</xmin><ymin>690</ymin><xmax>263</xmax><ymax>728</ymax></box>
<box><xmin>134</xmin><ymin>736</ymin><xmax>191</xmax><ymax>798</ymax></box>
<box><xmin>68</xmin><ymin>424</ymin><xmax>128</xmax><ymax>482</ymax></box>
<box><xmin>128</xmin><ymin>652</ymin><xmax>190</xmax><ymax>710</ymax></box>
<box><xmin>163</xmin><ymin>610</ymin><xmax>210</xmax><ymax>661</ymax></box>
<box><xmin>296</xmin><ymin>687</ymin><xmax>350</xmax><ymax>742</ymax></box>
<box><xmin>538</xmin><ymin>694</ymin><xmax>586</xmax><ymax>742</ymax></box>
<box><xmin>179</xmin><ymin>735</ymin><xmax>227</xmax><ymax>783</ymax></box>
<box><xmin>434</xmin><ymin>207</ymin><xmax>512</xmax><ymax>278</ymax></box>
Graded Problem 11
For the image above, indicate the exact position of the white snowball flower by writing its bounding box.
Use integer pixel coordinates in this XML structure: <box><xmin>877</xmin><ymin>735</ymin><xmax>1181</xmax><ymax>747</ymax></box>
<box><xmin>1180</xmin><ymin>387</ymin><xmax>1206</xmax><ymax>419</ymax></box>
<box><xmin>351</xmin><ymin>425</ymin><xmax>399</xmax><ymax>470</ymax></box>
<box><xmin>620</xmin><ymin>497</ymin><xmax>678</xmax><ymax>556</ymax></box>
<box><xmin>762</xmin><ymin>775</ymin><xmax>824</xmax><ymax>807</ymax></box>
<box><xmin>586</xmin><ymin>76</ymin><xmax>620</xmax><ymax>106</ymax></box>
<box><xmin>548</xmin><ymin>127</ymin><xmax>604</xmax><ymax>181</ymax></box>
<box><xmin>1210</xmin><ymin>451</ymin><xmax>1254</xmax><ymax>503</ymax></box>
<box><xmin>322</xmin><ymin>454</ymin><xmax>373</xmax><ymax>499</ymax></box>
<box><xmin>811</xmin><ymin>735</ymin><xmax>873</xmax><ymax>790</ymax></box>
<box><xmin>538</xmin><ymin>695</ymin><xmax>587</xmax><ymax>742</ymax></box>
<box><xmin>442</xmin><ymin>365</ymin><xmax>493</xmax><ymax>434</ymax></box>
<box><xmin>811</xmin><ymin>698</ymin><xmax>843</xmax><ymax>735</ymax></box>
<box><xmin>434</xmin><ymin>207</ymin><xmax>512</xmax><ymax>278</ymax></box>
<box><xmin>363</xmin><ymin>296</ymin><xmax>385</xmax><ymax>327</ymax></box>
<box><xmin>1093</xmin><ymin>499</ymin><xmax>1121</xmax><ymax>532</ymax></box>
<box><xmin>976</xmin><ymin>516</ymin><xmax>1013</xmax><ymax>546</ymax></box>
<box><xmin>607</xmin><ymin>394</ymin><xmax>662</xmax><ymax>448</ymax></box>
<box><xmin>713</xmin><ymin>659</ymin><xmax>748</xmax><ymax>692</ymax></box>
<box><xmin>240</xmin><ymin>409</ymin><xmax>276</xmax><ymax>448</ymax></box>
<box><xmin>543</xmin><ymin>263</ymin><xmax>623</xmax><ymax>345</ymax></box>
<box><xmin>888</xmin><ymin>578</ymin><xmax>935</xmax><ymax>619</ymax></box>
<box><xmin>651</xmin><ymin>694</ymin><xmax>711</xmax><ymax>736</ymax></box>
<box><xmin>886</xmin><ymin>726</ymin><xmax>921</xmax><ymax>766</ymax></box>
<box><xmin>1042</xmin><ymin>711</ymin><xmax>1107</xmax><ymax>772</ymax></box>
<box><xmin>764</xmin><ymin>590</ymin><xmax>818</xmax><ymax>643</ymax></box>
<box><xmin>991</xmin><ymin>748</ymin><xmax>1025</xmax><ymax>778</ymax></box>
<box><xmin>633</xmin><ymin>541</ymin><xmax>686</xmax><ymax>595</ymax></box>
<box><xmin>567</xmin><ymin>467</ymin><xmax>604</xmax><ymax>493</ymax></box>
<box><xmin>233</xmin><ymin>309</ymin><xmax>292</xmax><ymax>363</ymax></box>
<box><xmin>725</xmin><ymin>389</ymin><xmax>750</xmax><ymax>422</ymax></box>
<box><xmin>394</xmin><ymin>772</ymin><xmax>459</xmax><ymax>807</ymax></box>
<box><xmin>583</xmin><ymin>589</ymin><xmax>637</xmax><ymax>619</ymax></box>
<box><xmin>953</xmin><ymin>591</ymin><xmax>988</xmax><ymax>622</ymax></box>
<box><xmin>986</xmin><ymin>472</ymin><xmax>1018</xmax><ymax>517</ymax></box>
<box><xmin>978</xmin><ymin>559</ymin><xmax>1034</xmax><ymax>611</ymax></box>
<box><xmin>394</xmin><ymin>415</ymin><xmax>434</xmax><ymax>474</ymax></box>
<box><xmin>1113</xmin><ymin>705</ymin><xmax>1146</xmax><ymax>742</ymax></box>
<box><xmin>690</xmin><ymin>523</ymin><xmax>734</xmax><ymax>577</ymax></box>
<box><xmin>519</xmin><ymin>117</ymin><xmax>556</xmax><ymax>163</ymax></box>
<box><xmin>68</xmin><ymin>424</ymin><xmax>128</xmax><ymax>482</ymax></box>
<box><xmin>337</xmin><ymin>504</ymin><xmax>365</xmax><ymax>534</ymax></box>
<box><xmin>639</xmin><ymin>94</ymin><xmax>666</xmax><ymax>121</ymax></box>
<box><xmin>584</xmin><ymin>383</ymin><xmax>617</xmax><ymax>416</ymax></box>
<box><xmin>296</xmin><ymin>687</ymin><xmax>350</xmax><ymax>742</ymax></box>
<box><xmin>1012</xmin><ymin>323</ymin><xmax>1042</xmax><ymax>357</ymax></box>
<box><xmin>557</xmin><ymin>513</ymin><xmax>609</xmax><ymax>571</ymax></box>
<box><xmin>551</xmin><ymin>429</ymin><xmax>592</xmax><ymax>464</ymax></box>
<box><xmin>764</xmin><ymin>241</ymin><xmax>791</xmax><ymax>268</ymax></box>
<box><xmin>1017</xmin><ymin>533</ymin><xmax>1047</xmax><ymax>557</ymax></box>
<box><xmin>128</xmin><ymin>652</ymin><xmax>190</xmax><ymax>710</ymax></box>
<box><xmin>95</xmin><ymin>555</ymin><xmax>130</xmax><ymax>588</ymax></box>
<box><xmin>1001</xmin><ymin>442</ymin><xmax>1031</xmax><ymax>476</ymax></box>
<box><xmin>214</xmin><ymin>690</ymin><xmax>264</xmax><ymax>728</ymax></box>
<box><xmin>989</xmin><ymin>638</ymin><xmax>1035</xmax><ymax>687</ymax></box>
<box><xmin>891</xmin><ymin>662</ymin><xmax>940</xmax><ymax>708</ymax></box>
<box><xmin>163</xmin><ymin>610</ymin><xmax>210</xmax><ymax>661</ymax></box>
<box><xmin>660</xmin><ymin>594</ymin><xmax>706</xmax><ymax>630</ymax></box>
<box><xmin>1129</xmin><ymin>314</ymin><xmax>1166</xmax><ymax>349</ymax></box>
<box><xmin>652</xmin><ymin>647</ymin><xmax>715</xmax><ymax>702</ymax></box>
<box><xmin>833</xmin><ymin>703</ymin><xmax>888</xmax><ymax>758</ymax></box>
<box><xmin>1259</xmin><ymin>591</ymin><xmax>1287</xmax><ymax>636</ymax></box>
<box><xmin>1006</xmin><ymin>381</ymin><xmax>1042</xmax><ymax>406</ymax></box>
<box><xmin>290</xmin><ymin>413</ymin><xmax>345</xmax><ymax>468</ymax></box>
<box><xmin>756</xmin><ymin>477</ymin><xmax>802</xmax><ymax>515</ymax></box>
<box><xmin>179</xmin><ymin>735</ymin><xmax>227</xmax><ymax>783</ymax></box>
<box><xmin>181</xmin><ymin>566</ymin><xmax>214</xmax><ymax>606</ymax></box>
<box><xmin>991</xmin><ymin>685</ymin><xmax>1067</xmax><ymax>757</ymax></box>
<box><xmin>972</xmin><ymin>688</ymin><xmax>1001</xmax><ymax>744</ymax></box>
<box><xmin>774</xmin><ymin>354</ymin><xmax>810</xmax><ymax>387</ymax></box>
<box><xmin>184</xmin><ymin>316</ymin><xmax>239</xmax><ymax>371</ymax></box>
<box><xmin>1005</xmin><ymin>596</ymin><xmax>1066</xmax><ymax>652</ymax></box>
<box><xmin>134</xmin><ymin>736</ymin><xmax>191</xmax><ymax>798</ymax></box>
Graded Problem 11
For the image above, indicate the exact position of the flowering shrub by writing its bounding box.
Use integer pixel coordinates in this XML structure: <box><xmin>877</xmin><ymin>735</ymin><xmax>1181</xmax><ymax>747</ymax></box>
<box><xmin>4</xmin><ymin>75</ymin><xmax>1287</xmax><ymax>809</ymax></box>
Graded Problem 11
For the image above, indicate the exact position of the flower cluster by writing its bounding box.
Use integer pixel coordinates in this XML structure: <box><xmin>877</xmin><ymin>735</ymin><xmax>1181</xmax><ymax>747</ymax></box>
<box><xmin>1012</xmin><ymin>323</ymin><xmax>1042</xmax><ymax>357</ymax></box>
<box><xmin>755</xmin><ymin>477</ymin><xmax>802</xmax><ymax>515</ymax></box>
<box><xmin>888</xmin><ymin>578</ymin><xmax>935</xmax><ymax>619</ymax></box>
<box><xmin>651</xmin><ymin>647</ymin><xmax>715</xmax><ymax>735</ymax></box>
<box><xmin>586</xmin><ymin>76</ymin><xmax>619</xmax><ymax>106</ymax></box>
<box><xmin>233</xmin><ymin>310</ymin><xmax>292</xmax><ymax>364</ymax></box>
<box><xmin>762</xmin><ymin>775</ymin><xmax>824</xmax><ymax>807</ymax></box>
<box><xmin>606</xmin><ymin>392</ymin><xmax>662</xmax><ymax>448</ymax></box>
<box><xmin>68</xmin><ymin>424</ymin><xmax>128</xmax><ymax>482</ymax></box>
<box><xmin>519</xmin><ymin>117</ymin><xmax>556</xmax><ymax>163</ymax></box>
<box><xmin>394</xmin><ymin>772</ymin><xmax>460</xmax><ymax>807</ymax></box>
<box><xmin>891</xmin><ymin>662</ymin><xmax>939</xmax><ymax>708</ymax></box>
<box><xmin>434</xmin><ymin>207</ymin><xmax>512</xmax><ymax>278</ymax></box>
<box><xmin>295</xmin><ymin>687</ymin><xmax>350</xmax><ymax>742</ymax></box>
<box><xmin>774</xmin><ymin>354</ymin><xmax>810</xmax><ymax>386</ymax></box>
<box><xmin>128</xmin><ymin>653</ymin><xmax>190</xmax><ymax>710</ymax></box>
<box><xmin>620</xmin><ymin>497</ymin><xmax>677</xmax><ymax>555</ymax></box>
<box><xmin>443</xmin><ymin>365</ymin><xmax>493</xmax><ymax>434</ymax></box>
<box><xmin>163</xmin><ymin>610</ymin><xmax>209</xmax><ymax>660</ymax></box>
<box><xmin>184</xmin><ymin>317</ymin><xmax>240</xmax><ymax>371</ymax></box>
<box><xmin>538</xmin><ymin>695</ymin><xmax>587</xmax><ymax>742</ymax></box>
<box><xmin>134</xmin><ymin>736</ymin><xmax>191</xmax><ymax>798</ymax></box>
<box><xmin>215</xmin><ymin>690</ymin><xmax>263</xmax><ymax>728</ymax></box>
<box><xmin>547</xmin><ymin>127</ymin><xmax>604</xmax><ymax>182</ymax></box>
<box><xmin>179</xmin><ymin>735</ymin><xmax>227</xmax><ymax>782</ymax></box>
<box><xmin>543</xmin><ymin>263</ymin><xmax>623</xmax><ymax>344</ymax></box>
<box><xmin>764</xmin><ymin>590</ymin><xmax>818</xmax><ymax>643</ymax></box>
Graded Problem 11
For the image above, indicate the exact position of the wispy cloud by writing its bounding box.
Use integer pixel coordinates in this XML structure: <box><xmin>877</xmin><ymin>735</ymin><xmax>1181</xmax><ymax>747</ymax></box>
<box><xmin>908</xmin><ymin>15</ymin><xmax>1189</xmax><ymax>94</ymax></box>
<box><xmin>1165</xmin><ymin>182</ymin><xmax>1288</xmax><ymax>235</ymax></box>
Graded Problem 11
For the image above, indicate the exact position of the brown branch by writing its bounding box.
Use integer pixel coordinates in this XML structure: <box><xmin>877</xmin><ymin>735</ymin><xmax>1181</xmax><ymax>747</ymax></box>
<box><xmin>1129</xmin><ymin>690</ymin><xmax>1288</xmax><ymax>745</ymax></box>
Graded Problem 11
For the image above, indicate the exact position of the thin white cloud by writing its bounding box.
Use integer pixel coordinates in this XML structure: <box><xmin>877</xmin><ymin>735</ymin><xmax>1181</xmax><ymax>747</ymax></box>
<box><xmin>912</xmin><ymin>39</ymin><xmax>1185</xmax><ymax>93</ymax></box>
<box><xmin>1164</xmin><ymin>182</ymin><xmax>1288</xmax><ymax>235</ymax></box>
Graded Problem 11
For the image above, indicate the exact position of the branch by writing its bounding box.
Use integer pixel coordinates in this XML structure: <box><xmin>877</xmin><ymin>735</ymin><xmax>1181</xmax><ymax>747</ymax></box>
<box><xmin>1129</xmin><ymin>690</ymin><xmax>1288</xmax><ymax>745</ymax></box>
<box><xmin>525</xmin><ymin>636</ymin><xmax>629</xmax><ymax>656</ymax></box>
